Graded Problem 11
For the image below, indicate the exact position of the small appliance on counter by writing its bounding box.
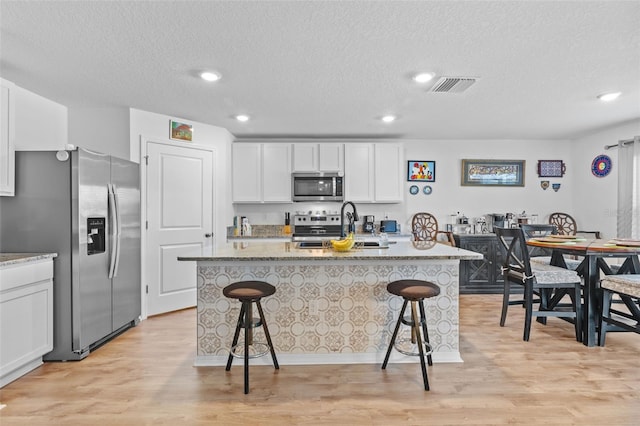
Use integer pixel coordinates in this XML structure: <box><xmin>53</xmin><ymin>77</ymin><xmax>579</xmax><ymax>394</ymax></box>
<box><xmin>473</xmin><ymin>217</ymin><xmax>488</xmax><ymax>234</ymax></box>
<box><xmin>485</xmin><ymin>213</ymin><xmax>506</xmax><ymax>232</ymax></box>
<box><xmin>363</xmin><ymin>215</ymin><xmax>375</xmax><ymax>233</ymax></box>
<box><xmin>380</xmin><ymin>219</ymin><xmax>398</xmax><ymax>233</ymax></box>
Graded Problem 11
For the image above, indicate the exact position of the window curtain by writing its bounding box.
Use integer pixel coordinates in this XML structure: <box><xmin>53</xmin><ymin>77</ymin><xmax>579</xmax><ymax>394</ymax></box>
<box><xmin>617</xmin><ymin>136</ymin><xmax>640</xmax><ymax>239</ymax></box>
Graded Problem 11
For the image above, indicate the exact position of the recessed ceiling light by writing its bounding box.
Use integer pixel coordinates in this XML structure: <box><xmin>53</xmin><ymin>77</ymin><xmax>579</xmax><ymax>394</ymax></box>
<box><xmin>413</xmin><ymin>72</ymin><xmax>435</xmax><ymax>83</ymax></box>
<box><xmin>598</xmin><ymin>92</ymin><xmax>621</xmax><ymax>102</ymax></box>
<box><xmin>200</xmin><ymin>71</ymin><xmax>221</xmax><ymax>82</ymax></box>
<box><xmin>381</xmin><ymin>115</ymin><xmax>396</xmax><ymax>123</ymax></box>
<box><xmin>235</xmin><ymin>114</ymin><xmax>250</xmax><ymax>122</ymax></box>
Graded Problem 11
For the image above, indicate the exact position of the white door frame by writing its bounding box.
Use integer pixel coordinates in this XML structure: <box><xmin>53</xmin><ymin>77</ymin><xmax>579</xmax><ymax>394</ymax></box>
<box><xmin>139</xmin><ymin>135</ymin><xmax>217</xmax><ymax>320</ymax></box>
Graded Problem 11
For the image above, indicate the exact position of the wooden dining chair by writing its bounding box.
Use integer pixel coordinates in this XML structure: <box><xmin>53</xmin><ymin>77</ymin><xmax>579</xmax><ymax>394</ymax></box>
<box><xmin>519</xmin><ymin>224</ymin><xmax>557</xmax><ymax>261</ymax></box>
<box><xmin>599</xmin><ymin>274</ymin><xmax>640</xmax><ymax>346</ymax></box>
<box><xmin>548</xmin><ymin>212</ymin><xmax>601</xmax><ymax>239</ymax></box>
<box><xmin>411</xmin><ymin>213</ymin><xmax>456</xmax><ymax>246</ymax></box>
<box><xmin>495</xmin><ymin>227</ymin><xmax>582</xmax><ymax>341</ymax></box>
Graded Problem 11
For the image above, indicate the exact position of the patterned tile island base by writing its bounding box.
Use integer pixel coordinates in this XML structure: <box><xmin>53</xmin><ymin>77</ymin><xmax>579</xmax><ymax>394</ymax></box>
<box><xmin>185</xmin><ymin>241</ymin><xmax>482</xmax><ymax>366</ymax></box>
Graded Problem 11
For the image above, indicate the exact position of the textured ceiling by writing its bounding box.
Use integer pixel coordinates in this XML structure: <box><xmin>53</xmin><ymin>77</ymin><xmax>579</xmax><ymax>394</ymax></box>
<box><xmin>1</xmin><ymin>1</ymin><xmax>639</xmax><ymax>140</ymax></box>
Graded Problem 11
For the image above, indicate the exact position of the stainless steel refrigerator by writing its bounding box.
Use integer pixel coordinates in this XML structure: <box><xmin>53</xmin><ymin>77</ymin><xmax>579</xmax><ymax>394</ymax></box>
<box><xmin>0</xmin><ymin>148</ymin><xmax>141</xmax><ymax>361</ymax></box>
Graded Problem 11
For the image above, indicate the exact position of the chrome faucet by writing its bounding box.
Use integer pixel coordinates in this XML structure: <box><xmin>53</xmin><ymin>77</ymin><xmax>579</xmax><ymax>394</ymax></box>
<box><xmin>340</xmin><ymin>201</ymin><xmax>359</xmax><ymax>237</ymax></box>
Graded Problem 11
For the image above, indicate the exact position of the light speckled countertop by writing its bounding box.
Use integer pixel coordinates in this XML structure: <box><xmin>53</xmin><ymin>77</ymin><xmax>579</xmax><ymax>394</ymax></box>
<box><xmin>179</xmin><ymin>240</ymin><xmax>483</xmax><ymax>262</ymax></box>
<box><xmin>0</xmin><ymin>253</ymin><xmax>58</xmax><ymax>267</ymax></box>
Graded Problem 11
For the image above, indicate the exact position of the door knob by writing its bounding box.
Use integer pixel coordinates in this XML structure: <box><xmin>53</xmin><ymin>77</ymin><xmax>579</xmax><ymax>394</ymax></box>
<box><xmin>205</xmin><ymin>233</ymin><xmax>213</xmax><ymax>238</ymax></box>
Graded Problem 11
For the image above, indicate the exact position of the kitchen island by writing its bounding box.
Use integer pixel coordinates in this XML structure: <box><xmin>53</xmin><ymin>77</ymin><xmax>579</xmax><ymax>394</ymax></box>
<box><xmin>179</xmin><ymin>240</ymin><xmax>482</xmax><ymax>366</ymax></box>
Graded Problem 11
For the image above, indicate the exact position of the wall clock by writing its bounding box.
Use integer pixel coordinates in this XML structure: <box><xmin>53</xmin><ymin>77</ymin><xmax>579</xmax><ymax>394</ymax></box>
<box><xmin>591</xmin><ymin>154</ymin><xmax>612</xmax><ymax>177</ymax></box>
<box><xmin>423</xmin><ymin>185</ymin><xmax>432</xmax><ymax>195</ymax></box>
<box><xmin>409</xmin><ymin>185</ymin><xmax>419</xmax><ymax>195</ymax></box>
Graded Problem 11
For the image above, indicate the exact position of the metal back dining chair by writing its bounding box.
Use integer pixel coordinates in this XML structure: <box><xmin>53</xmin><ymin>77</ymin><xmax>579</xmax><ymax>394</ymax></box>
<box><xmin>495</xmin><ymin>227</ymin><xmax>582</xmax><ymax>342</ymax></box>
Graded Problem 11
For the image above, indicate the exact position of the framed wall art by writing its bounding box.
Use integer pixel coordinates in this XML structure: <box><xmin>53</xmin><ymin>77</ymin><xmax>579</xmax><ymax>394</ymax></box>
<box><xmin>408</xmin><ymin>160</ymin><xmax>435</xmax><ymax>182</ymax></box>
<box><xmin>170</xmin><ymin>120</ymin><xmax>193</xmax><ymax>142</ymax></box>
<box><xmin>537</xmin><ymin>160</ymin><xmax>565</xmax><ymax>177</ymax></box>
<box><xmin>461</xmin><ymin>159</ymin><xmax>525</xmax><ymax>187</ymax></box>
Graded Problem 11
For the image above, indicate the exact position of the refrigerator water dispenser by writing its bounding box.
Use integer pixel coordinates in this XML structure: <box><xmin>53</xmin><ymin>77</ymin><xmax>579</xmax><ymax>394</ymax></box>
<box><xmin>87</xmin><ymin>217</ymin><xmax>105</xmax><ymax>255</ymax></box>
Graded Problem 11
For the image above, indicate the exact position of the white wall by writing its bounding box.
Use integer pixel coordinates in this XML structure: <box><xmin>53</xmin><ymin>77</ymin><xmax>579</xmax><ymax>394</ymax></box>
<box><xmin>571</xmin><ymin>118</ymin><xmax>640</xmax><ymax>239</ymax></box>
<box><xmin>68</xmin><ymin>107</ymin><xmax>130</xmax><ymax>159</ymax></box>
<box><xmin>235</xmin><ymin>139</ymin><xmax>575</xmax><ymax>233</ymax></box>
<box><xmin>399</xmin><ymin>139</ymin><xmax>575</xmax><ymax>231</ymax></box>
<box><xmin>12</xmin><ymin>84</ymin><xmax>67</xmax><ymax>151</ymax></box>
<box><xmin>129</xmin><ymin>108</ymin><xmax>235</xmax><ymax>242</ymax></box>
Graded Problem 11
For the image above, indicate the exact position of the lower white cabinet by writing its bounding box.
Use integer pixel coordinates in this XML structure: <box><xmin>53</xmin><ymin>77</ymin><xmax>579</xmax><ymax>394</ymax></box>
<box><xmin>0</xmin><ymin>256</ymin><xmax>55</xmax><ymax>388</ymax></box>
<box><xmin>344</xmin><ymin>143</ymin><xmax>403</xmax><ymax>203</ymax></box>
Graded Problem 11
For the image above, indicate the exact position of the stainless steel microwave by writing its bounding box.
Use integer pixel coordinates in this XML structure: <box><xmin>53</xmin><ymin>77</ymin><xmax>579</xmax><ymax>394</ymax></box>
<box><xmin>291</xmin><ymin>172</ymin><xmax>344</xmax><ymax>202</ymax></box>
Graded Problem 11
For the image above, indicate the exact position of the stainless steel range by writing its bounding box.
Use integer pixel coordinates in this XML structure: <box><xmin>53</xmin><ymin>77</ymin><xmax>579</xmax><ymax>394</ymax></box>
<box><xmin>291</xmin><ymin>211</ymin><xmax>342</xmax><ymax>243</ymax></box>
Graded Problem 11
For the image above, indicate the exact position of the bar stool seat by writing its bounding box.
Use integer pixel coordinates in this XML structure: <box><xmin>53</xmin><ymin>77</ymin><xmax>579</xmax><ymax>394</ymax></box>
<box><xmin>381</xmin><ymin>279</ymin><xmax>440</xmax><ymax>391</ymax></box>
<box><xmin>223</xmin><ymin>281</ymin><xmax>279</xmax><ymax>394</ymax></box>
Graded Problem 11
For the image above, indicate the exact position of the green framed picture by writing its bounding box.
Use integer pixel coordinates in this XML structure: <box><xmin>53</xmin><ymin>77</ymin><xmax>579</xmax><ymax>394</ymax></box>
<box><xmin>461</xmin><ymin>159</ymin><xmax>525</xmax><ymax>186</ymax></box>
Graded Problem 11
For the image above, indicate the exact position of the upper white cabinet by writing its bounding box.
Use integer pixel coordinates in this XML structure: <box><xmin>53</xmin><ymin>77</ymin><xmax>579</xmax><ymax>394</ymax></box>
<box><xmin>292</xmin><ymin>143</ymin><xmax>344</xmax><ymax>173</ymax></box>
<box><xmin>0</xmin><ymin>79</ymin><xmax>16</xmax><ymax>197</ymax></box>
<box><xmin>232</xmin><ymin>143</ymin><xmax>292</xmax><ymax>203</ymax></box>
<box><xmin>344</xmin><ymin>143</ymin><xmax>403</xmax><ymax>203</ymax></box>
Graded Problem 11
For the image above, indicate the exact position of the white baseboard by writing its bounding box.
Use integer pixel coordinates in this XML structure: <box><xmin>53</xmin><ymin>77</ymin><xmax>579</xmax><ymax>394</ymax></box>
<box><xmin>194</xmin><ymin>351</ymin><xmax>463</xmax><ymax>367</ymax></box>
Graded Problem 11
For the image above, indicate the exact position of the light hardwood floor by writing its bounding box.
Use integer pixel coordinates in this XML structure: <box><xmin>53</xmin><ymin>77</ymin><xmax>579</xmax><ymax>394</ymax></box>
<box><xmin>1</xmin><ymin>294</ymin><xmax>639</xmax><ymax>425</ymax></box>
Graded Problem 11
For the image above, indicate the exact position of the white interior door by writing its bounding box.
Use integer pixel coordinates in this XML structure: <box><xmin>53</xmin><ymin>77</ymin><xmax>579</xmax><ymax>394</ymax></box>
<box><xmin>146</xmin><ymin>141</ymin><xmax>213</xmax><ymax>316</ymax></box>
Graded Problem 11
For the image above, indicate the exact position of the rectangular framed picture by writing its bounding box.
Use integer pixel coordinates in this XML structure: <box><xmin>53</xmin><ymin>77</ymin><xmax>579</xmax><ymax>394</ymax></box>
<box><xmin>461</xmin><ymin>159</ymin><xmax>525</xmax><ymax>186</ymax></box>
<box><xmin>170</xmin><ymin>120</ymin><xmax>193</xmax><ymax>142</ymax></box>
<box><xmin>408</xmin><ymin>160</ymin><xmax>436</xmax><ymax>182</ymax></box>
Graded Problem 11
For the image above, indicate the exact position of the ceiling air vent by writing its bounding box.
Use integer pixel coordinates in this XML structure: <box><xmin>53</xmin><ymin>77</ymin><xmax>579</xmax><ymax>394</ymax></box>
<box><xmin>429</xmin><ymin>77</ymin><xmax>477</xmax><ymax>93</ymax></box>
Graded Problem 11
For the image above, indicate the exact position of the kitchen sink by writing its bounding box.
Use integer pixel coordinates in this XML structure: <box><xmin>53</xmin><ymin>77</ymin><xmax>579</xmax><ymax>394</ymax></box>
<box><xmin>295</xmin><ymin>241</ymin><xmax>394</xmax><ymax>249</ymax></box>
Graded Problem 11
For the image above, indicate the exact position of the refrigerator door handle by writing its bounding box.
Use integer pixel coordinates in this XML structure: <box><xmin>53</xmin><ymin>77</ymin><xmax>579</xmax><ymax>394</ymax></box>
<box><xmin>108</xmin><ymin>184</ymin><xmax>119</xmax><ymax>278</ymax></box>
<box><xmin>113</xmin><ymin>184</ymin><xmax>122</xmax><ymax>277</ymax></box>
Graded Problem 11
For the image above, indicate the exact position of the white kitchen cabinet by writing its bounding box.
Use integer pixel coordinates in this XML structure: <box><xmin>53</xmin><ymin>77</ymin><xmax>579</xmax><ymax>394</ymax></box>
<box><xmin>262</xmin><ymin>143</ymin><xmax>292</xmax><ymax>202</ymax></box>
<box><xmin>232</xmin><ymin>143</ymin><xmax>291</xmax><ymax>203</ymax></box>
<box><xmin>292</xmin><ymin>143</ymin><xmax>343</xmax><ymax>173</ymax></box>
<box><xmin>0</xmin><ymin>79</ymin><xmax>16</xmax><ymax>197</ymax></box>
<box><xmin>344</xmin><ymin>143</ymin><xmax>374</xmax><ymax>202</ymax></box>
<box><xmin>1</xmin><ymin>255</ymin><xmax>55</xmax><ymax>388</ymax></box>
<box><xmin>344</xmin><ymin>143</ymin><xmax>403</xmax><ymax>203</ymax></box>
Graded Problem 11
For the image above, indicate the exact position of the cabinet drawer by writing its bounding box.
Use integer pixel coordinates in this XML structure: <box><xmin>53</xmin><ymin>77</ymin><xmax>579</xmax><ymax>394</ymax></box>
<box><xmin>0</xmin><ymin>259</ymin><xmax>54</xmax><ymax>292</ymax></box>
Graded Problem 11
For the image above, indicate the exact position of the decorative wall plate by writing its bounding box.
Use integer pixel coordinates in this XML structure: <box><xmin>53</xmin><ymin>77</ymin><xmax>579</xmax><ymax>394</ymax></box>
<box><xmin>423</xmin><ymin>185</ymin><xmax>432</xmax><ymax>195</ymax></box>
<box><xmin>591</xmin><ymin>154</ymin><xmax>612</xmax><ymax>177</ymax></box>
<box><xmin>409</xmin><ymin>185</ymin><xmax>419</xmax><ymax>195</ymax></box>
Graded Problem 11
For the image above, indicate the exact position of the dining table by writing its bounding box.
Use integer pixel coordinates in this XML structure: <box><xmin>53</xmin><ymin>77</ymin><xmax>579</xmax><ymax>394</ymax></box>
<box><xmin>526</xmin><ymin>237</ymin><xmax>640</xmax><ymax>346</ymax></box>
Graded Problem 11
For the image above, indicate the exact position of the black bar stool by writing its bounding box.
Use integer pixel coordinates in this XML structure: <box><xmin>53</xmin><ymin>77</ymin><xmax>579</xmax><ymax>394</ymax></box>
<box><xmin>381</xmin><ymin>279</ymin><xmax>440</xmax><ymax>391</ymax></box>
<box><xmin>223</xmin><ymin>281</ymin><xmax>279</xmax><ymax>394</ymax></box>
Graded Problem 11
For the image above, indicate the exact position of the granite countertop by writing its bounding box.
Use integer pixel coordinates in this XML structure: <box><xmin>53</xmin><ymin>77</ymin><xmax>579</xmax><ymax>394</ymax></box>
<box><xmin>179</xmin><ymin>240</ymin><xmax>483</xmax><ymax>262</ymax></box>
<box><xmin>0</xmin><ymin>253</ymin><xmax>58</xmax><ymax>267</ymax></box>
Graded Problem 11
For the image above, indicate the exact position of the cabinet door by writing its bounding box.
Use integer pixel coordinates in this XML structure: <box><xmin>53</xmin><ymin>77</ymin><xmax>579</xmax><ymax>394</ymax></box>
<box><xmin>0</xmin><ymin>79</ymin><xmax>15</xmax><ymax>197</ymax></box>
<box><xmin>263</xmin><ymin>143</ymin><xmax>292</xmax><ymax>202</ymax></box>
<box><xmin>292</xmin><ymin>144</ymin><xmax>317</xmax><ymax>172</ymax></box>
<box><xmin>344</xmin><ymin>143</ymin><xmax>374</xmax><ymax>202</ymax></box>
<box><xmin>318</xmin><ymin>143</ymin><xmax>343</xmax><ymax>173</ymax></box>
<box><xmin>232</xmin><ymin>144</ymin><xmax>261</xmax><ymax>202</ymax></box>
<box><xmin>456</xmin><ymin>235</ymin><xmax>503</xmax><ymax>294</ymax></box>
<box><xmin>373</xmin><ymin>144</ymin><xmax>402</xmax><ymax>203</ymax></box>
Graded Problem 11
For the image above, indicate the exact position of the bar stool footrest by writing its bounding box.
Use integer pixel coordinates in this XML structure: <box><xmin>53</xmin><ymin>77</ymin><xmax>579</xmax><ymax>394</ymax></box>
<box><xmin>394</xmin><ymin>338</ymin><xmax>433</xmax><ymax>357</ymax></box>
<box><xmin>230</xmin><ymin>341</ymin><xmax>271</xmax><ymax>359</ymax></box>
